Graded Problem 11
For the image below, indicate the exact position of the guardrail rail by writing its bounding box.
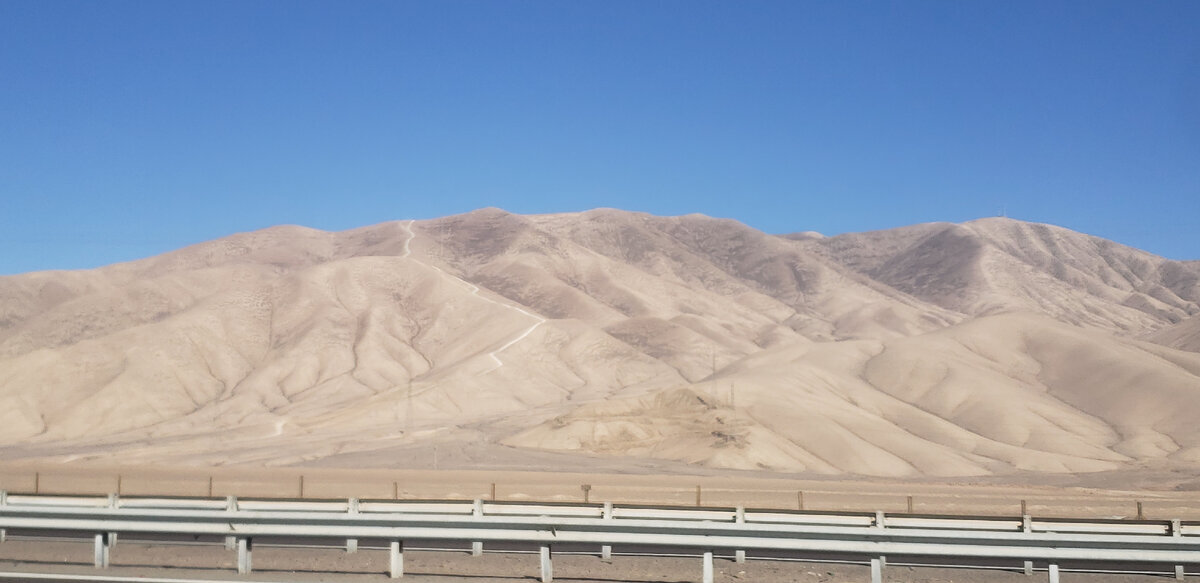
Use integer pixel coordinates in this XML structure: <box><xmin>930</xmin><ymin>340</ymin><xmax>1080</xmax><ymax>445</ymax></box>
<box><xmin>0</xmin><ymin>491</ymin><xmax>1196</xmax><ymax>583</ymax></box>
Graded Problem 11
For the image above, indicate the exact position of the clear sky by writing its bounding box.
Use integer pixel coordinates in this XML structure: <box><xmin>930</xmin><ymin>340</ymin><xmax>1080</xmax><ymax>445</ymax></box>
<box><xmin>2</xmin><ymin>1</ymin><xmax>1198</xmax><ymax>275</ymax></box>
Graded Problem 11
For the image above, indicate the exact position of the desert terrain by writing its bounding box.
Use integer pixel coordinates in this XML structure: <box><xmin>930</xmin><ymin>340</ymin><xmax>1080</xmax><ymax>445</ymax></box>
<box><xmin>1</xmin><ymin>208</ymin><xmax>1199</xmax><ymax>492</ymax></box>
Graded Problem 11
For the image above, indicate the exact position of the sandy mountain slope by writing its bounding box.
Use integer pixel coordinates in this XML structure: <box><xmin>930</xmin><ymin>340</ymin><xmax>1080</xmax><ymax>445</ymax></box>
<box><xmin>510</xmin><ymin>312</ymin><xmax>1200</xmax><ymax>476</ymax></box>
<box><xmin>1146</xmin><ymin>314</ymin><xmax>1200</xmax><ymax>353</ymax></box>
<box><xmin>800</xmin><ymin>218</ymin><xmax>1200</xmax><ymax>334</ymax></box>
<box><xmin>1</xmin><ymin>209</ymin><xmax>1197</xmax><ymax>483</ymax></box>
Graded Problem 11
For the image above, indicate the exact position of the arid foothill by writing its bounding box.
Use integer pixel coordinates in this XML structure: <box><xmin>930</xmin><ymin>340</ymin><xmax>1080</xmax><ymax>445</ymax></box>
<box><xmin>1</xmin><ymin>209</ymin><xmax>1198</xmax><ymax>491</ymax></box>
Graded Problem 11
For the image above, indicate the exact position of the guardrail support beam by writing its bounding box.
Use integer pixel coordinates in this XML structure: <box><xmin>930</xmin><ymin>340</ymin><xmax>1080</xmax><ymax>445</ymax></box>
<box><xmin>1174</xmin><ymin>519</ymin><xmax>1184</xmax><ymax>579</ymax></box>
<box><xmin>601</xmin><ymin>501</ymin><xmax>613</xmax><ymax>559</ymax></box>
<box><xmin>389</xmin><ymin>540</ymin><xmax>404</xmax><ymax>578</ymax></box>
<box><xmin>871</xmin><ymin>556</ymin><xmax>883</xmax><ymax>583</ymax></box>
<box><xmin>93</xmin><ymin>533</ymin><xmax>110</xmax><ymax>568</ymax></box>
<box><xmin>1025</xmin><ymin>560</ymin><xmax>1034</xmax><ymax>576</ymax></box>
<box><xmin>540</xmin><ymin>544</ymin><xmax>553</xmax><ymax>583</ymax></box>
<box><xmin>472</xmin><ymin>498</ymin><xmax>484</xmax><ymax>556</ymax></box>
<box><xmin>1048</xmin><ymin>562</ymin><xmax>1059</xmax><ymax>583</ymax></box>
<box><xmin>346</xmin><ymin>497</ymin><xmax>359</xmax><ymax>553</ymax></box>
<box><xmin>237</xmin><ymin>537</ymin><xmax>252</xmax><ymax>574</ymax></box>
<box><xmin>735</xmin><ymin>506</ymin><xmax>746</xmax><ymax>563</ymax></box>
<box><xmin>702</xmin><ymin>550</ymin><xmax>714</xmax><ymax>583</ymax></box>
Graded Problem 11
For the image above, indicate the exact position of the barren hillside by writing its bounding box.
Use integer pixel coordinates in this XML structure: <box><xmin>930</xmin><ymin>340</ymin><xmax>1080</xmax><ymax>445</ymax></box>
<box><xmin>1</xmin><ymin>209</ymin><xmax>1197</xmax><ymax>484</ymax></box>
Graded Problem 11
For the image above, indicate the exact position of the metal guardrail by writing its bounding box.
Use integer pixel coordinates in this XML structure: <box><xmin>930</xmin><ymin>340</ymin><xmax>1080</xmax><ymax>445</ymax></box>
<box><xmin>1</xmin><ymin>492</ymin><xmax>1196</xmax><ymax>583</ymax></box>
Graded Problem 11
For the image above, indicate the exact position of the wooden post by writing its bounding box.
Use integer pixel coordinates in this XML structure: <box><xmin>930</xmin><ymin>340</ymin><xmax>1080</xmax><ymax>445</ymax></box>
<box><xmin>797</xmin><ymin>490</ymin><xmax>804</xmax><ymax>510</ymax></box>
<box><xmin>1021</xmin><ymin>499</ymin><xmax>1027</xmax><ymax>515</ymax></box>
<box><xmin>299</xmin><ymin>475</ymin><xmax>305</xmax><ymax>498</ymax></box>
<box><xmin>34</xmin><ymin>472</ymin><xmax>39</xmax><ymax>494</ymax></box>
<box><xmin>393</xmin><ymin>480</ymin><xmax>399</xmax><ymax>500</ymax></box>
<box><xmin>116</xmin><ymin>475</ymin><xmax>122</xmax><ymax>496</ymax></box>
<box><xmin>581</xmin><ymin>484</ymin><xmax>591</xmax><ymax>503</ymax></box>
<box><xmin>207</xmin><ymin>476</ymin><xmax>214</xmax><ymax>498</ymax></box>
<box><xmin>1137</xmin><ymin>501</ymin><xmax>1145</xmax><ymax>520</ymax></box>
<box><xmin>906</xmin><ymin>495</ymin><xmax>914</xmax><ymax>513</ymax></box>
<box><xmin>491</xmin><ymin>482</ymin><xmax>497</xmax><ymax>501</ymax></box>
<box><xmin>695</xmin><ymin>485</ymin><xmax>702</xmax><ymax>507</ymax></box>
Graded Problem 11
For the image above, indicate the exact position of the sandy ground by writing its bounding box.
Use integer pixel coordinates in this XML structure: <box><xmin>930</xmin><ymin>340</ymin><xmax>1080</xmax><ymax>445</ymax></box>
<box><xmin>0</xmin><ymin>538</ymin><xmax>1185</xmax><ymax>582</ymax></box>
<box><xmin>1</xmin><ymin>462</ymin><xmax>1197</xmax><ymax>520</ymax></box>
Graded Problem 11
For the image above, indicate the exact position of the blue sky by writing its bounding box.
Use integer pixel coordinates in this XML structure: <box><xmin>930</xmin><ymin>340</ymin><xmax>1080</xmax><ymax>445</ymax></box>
<box><xmin>2</xmin><ymin>1</ymin><xmax>1198</xmax><ymax>275</ymax></box>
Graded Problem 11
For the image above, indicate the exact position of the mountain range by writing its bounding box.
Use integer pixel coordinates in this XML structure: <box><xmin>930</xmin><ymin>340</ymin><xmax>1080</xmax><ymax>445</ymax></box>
<box><xmin>2</xmin><ymin>208</ymin><xmax>1198</xmax><ymax>484</ymax></box>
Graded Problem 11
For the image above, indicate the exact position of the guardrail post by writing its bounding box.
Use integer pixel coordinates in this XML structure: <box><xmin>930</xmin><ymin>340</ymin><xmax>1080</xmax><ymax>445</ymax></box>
<box><xmin>224</xmin><ymin>496</ymin><xmax>238</xmax><ymax>550</ymax></box>
<box><xmin>1023</xmin><ymin>513</ymin><xmax>1034</xmax><ymax>575</ymax></box>
<box><xmin>1173</xmin><ymin>519</ymin><xmax>1184</xmax><ymax>579</ymax></box>
<box><xmin>734</xmin><ymin>505</ymin><xmax>746</xmax><ymax>563</ymax></box>
<box><xmin>93</xmin><ymin>533</ymin><xmax>110</xmax><ymax>568</ymax></box>
<box><xmin>107</xmin><ymin>494</ymin><xmax>119</xmax><ymax>547</ymax></box>
<box><xmin>540</xmin><ymin>544</ymin><xmax>553</xmax><ymax>583</ymax></box>
<box><xmin>237</xmin><ymin>537</ymin><xmax>252</xmax><ymax>574</ymax></box>
<box><xmin>870</xmin><ymin>556</ymin><xmax>882</xmax><ymax>583</ymax></box>
<box><xmin>874</xmin><ymin>510</ymin><xmax>887</xmax><ymax>567</ymax></box>
<box><xmin>1048</xmin><ymin>562</ymin><xmax>1059</xmax><ymax>583</ymax></box>
<box><xmin>346</xmin><ymin>497</ymin><xmax>360</xmax><ymax>553</ymax></box>
<box><xmin>601</xmin><ymin>502</ymin><xmax>613</xmax><ymax>560</ymax></box>
<box><xmin>472</xmin><ymin>498</ymin><xmax>484</xmax><ymax>556</ymax></box>
<box><xmin>702</xmin><ymin>550</ymin><xmax>714</xmax><ymax>583</ymax></box>
<box><xmin>389</xmin><ymin>540</ymin><xmax>404</xmax><ymax>578</ymax></box>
